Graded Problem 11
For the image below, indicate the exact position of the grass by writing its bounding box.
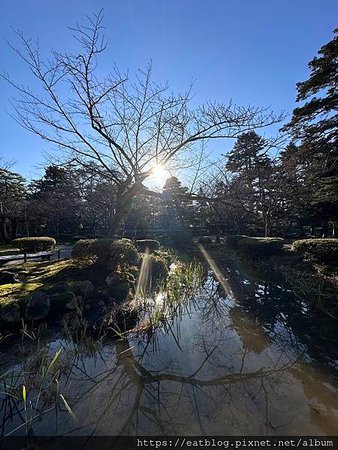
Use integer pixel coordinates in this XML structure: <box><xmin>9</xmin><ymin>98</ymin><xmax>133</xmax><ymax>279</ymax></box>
<box><xmin>0</xmin><ymin>247</ymin><xmax>206</xmax><ymax>338</ymax></box>
<box><xmin>280</xmin><ymin>266</ymin><xmax>338</xmax><ymax>318</ymax></box>
<box><xmin>0</xmin><ymin>282</ymin><xmax>43</xmax><ymax>306</ymax></box>
<box><xmin>205</xmin><ymin>241</ymin><xmax>337</xmax><ymax>319</ymax></box>
<box><xmin>0</xmin><ymin>343</ymin><xmax>77</xmax><ymax>437</ymax></box>
<box><xmin>0</xmin><ymin>259</ymin><xmax>91</xmax><ymax>318</ymax></box>
<box><xmin>131</xmin><ymin>259</ymin><xmax>205</xmax><ymax>333</ymax></box>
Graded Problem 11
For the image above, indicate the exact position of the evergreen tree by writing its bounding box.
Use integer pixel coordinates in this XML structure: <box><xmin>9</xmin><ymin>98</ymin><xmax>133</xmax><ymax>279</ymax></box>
<box><xmin>161</xmin><ymin>177</ymin><xmax>194</xmax><ymax>232</ymax></box>
<box><xmin>283</xmin><ymin>29</ymin><xmax>338</xmax><ymax>234</ymax></box>
<box><xmin>28</xmin><ymin>166</ymin><xmax>80</xmax><ymax>235</ymax></box>
<box><xmin>0</xmin><ymin>167</ymin><xmax>26</xmax><ymax>241</ymax></box>
<box><xmin>225</xmin><ymin>131</ymin><xmax>276</xmax><ymax>236</ymax></box>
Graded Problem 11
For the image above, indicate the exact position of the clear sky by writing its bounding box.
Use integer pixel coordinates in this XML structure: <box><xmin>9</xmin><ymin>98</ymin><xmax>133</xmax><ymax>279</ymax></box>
<box><xmin>0</xmin><ymin>0</ymin><xmax>337</xmax><ymax>181</ymax></box>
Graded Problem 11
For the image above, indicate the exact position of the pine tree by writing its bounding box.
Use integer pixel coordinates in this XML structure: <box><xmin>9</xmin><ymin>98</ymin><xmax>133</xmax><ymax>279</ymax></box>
<box><xmin>0</xmin><ymin>168</ymin><xmax>26</xmax><ymax>241</ymax></box>
<box><xmin>283</xmin><ymin>29</ymin><xmax>338</xmax><ymax>234</ymax></box>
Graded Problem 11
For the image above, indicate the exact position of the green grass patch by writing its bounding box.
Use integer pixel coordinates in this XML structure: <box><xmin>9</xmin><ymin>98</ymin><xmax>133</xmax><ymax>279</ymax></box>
<box><xmin>0</xmin><ymin>283</ymin><xmax>43</xmax><ymax>312</ymax></box>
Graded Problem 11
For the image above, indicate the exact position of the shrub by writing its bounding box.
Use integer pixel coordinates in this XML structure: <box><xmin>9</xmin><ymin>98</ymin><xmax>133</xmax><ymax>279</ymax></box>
<box><xmin>71</xmin><ymin>234</ymin><xmax>105</xmax><ymax>243</ymax></box>
<box><xmin>72</xmin><ymin>238</ymin><xmax>139</xmax><ymax>269</ymax></box>
<box><xmin>136</xmin><ymin>239</ymin><xmax>160</xmax><ymax>253</ymax></box>
<box><xmin>293</xmin><ymin>239</ymin><xmax>338</xmax><ymax>264</ymax></box>
<box><xmin>198</xmin><ymin>236</ymin><xmax>213</xmax><ymax>245</ymax></box>
<box><xmin>91</xmin><ymin>239</ymin><xmax>139</xmax><ymax>268</ymax></box>
<box><xmin>12</xmin><ymin>237</ymin><xmax>56</xmax><ymax>253</ymax></box>
<box><xmin>224</xmin><ymin>235</ymin><xmax>247</xmax><ymax>248</ymax></box>
<box><xmin>71</xmin><ymin>239</ymin><xmax>96</xmax><ymax>259</ymax></box>
<box><xmin>168</xmin><ymin>231</ymin><xmax>193</xmax><ymax>249</ymax></box>
<box><xmin>149</xmin><ymin>254</ymin><xmax>169</xmax><ymax>279</ymax></box>
<box><xmin>237</xmin><ymin>237</ymin><xmax>285</xmax><ymax>257</ymax></box>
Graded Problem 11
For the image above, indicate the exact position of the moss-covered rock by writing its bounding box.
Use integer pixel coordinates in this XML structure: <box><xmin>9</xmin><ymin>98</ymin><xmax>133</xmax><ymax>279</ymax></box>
<box><xmin>25</xmin><ymin>291</ymin><xmax>51</xmax><ymax>320</ymax></box>
<box><xmin>1</xmin><ymin>302</ymin><xmax>21</xmax><ymax>323</ymax></box>
<box><xmin>0</xmin><ymin>282</ymin><xmax>43</xmax><ymax>300</ymax></box>
<box><xmin>49</xmin><ymin>291</ymin><xmax>76</xmax><ymax>314</ymax></box>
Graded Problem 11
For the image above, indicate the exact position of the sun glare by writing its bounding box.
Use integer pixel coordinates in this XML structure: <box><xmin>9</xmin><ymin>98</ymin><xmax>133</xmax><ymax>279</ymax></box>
<box><xmin>151</xmin><ymin>164</ymin><xmax>170</xmax><ymax>185</ymax></box>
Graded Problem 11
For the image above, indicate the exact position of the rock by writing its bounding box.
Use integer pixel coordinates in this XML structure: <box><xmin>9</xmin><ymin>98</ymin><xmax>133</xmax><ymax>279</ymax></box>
<box><xmin>49</xmin><ymin>291</ymin><xmax>74</xmax><ymax>314</ymax></box>
<box><xmin>1</xmin><ymin>302</ymin><xmax>21</xmax><ymax>323</ymax></box>
<box><xmin>25</xmin><ymin>291</ymin><xmax>50</xmax><ymax>321</ymax></box>
<box><xmin>78</xmin><ymin>280</ymin><xmax>95</xmax><ymax>299</ymax></box>
<box><xmin>0</xmin><ymin>271</ymin><xmax>18</xmax><ymax>284</ymax></box>
<box><xmin>47</xmin><ymin>283</ymin><xmax>69</xmax><ymax>294</ymax></box>
<box><xmin>108</xmin><ymin>279</ymin><xmax>130</xmax><ymax>302</ymax></box>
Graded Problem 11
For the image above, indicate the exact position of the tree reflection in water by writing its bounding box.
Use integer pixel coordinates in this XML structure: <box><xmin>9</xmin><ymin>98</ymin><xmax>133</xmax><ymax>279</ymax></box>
<box><xmin>1</xmin><ymin>251</ymin><xmax>338</xmax><ymax>437</ymax></box>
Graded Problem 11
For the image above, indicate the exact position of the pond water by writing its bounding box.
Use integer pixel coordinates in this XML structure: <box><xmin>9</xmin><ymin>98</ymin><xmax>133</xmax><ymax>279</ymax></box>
<box><xmin>1</xmin><ymin>250</ymin><xmax>338</xmax><ymax>437</ymax></box>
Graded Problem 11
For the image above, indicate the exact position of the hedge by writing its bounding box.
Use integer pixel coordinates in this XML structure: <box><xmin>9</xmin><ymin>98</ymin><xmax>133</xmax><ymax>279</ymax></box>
<box><xmin>71</xmin><ymin>239</ymin><xmax>95</xmax><ymax>259</ymax></box>
<box><xmin>237</xmin><ymin>237</ymin><xmax>285</xmax><ymax>256</ymax></box>
<box><xmin>293</xmin><ymin>239</ymin><xmax>338</xmax><ymax>263</ymax></box>
<box><xmin>135</xmin><ymin>239</ymin><xmax>160</xmax><ymax>253</ymax></box>
<box><xmin>198</xmin><ymin>237</ymin><xmax>213</xmax><ymax>245</ymax></box>
<box><xmin>72</xmin><ymin>238</ymin><xmax>139</xmax><ymax>269</ymax></box>
<box><xmin>71</xmin><ymin>234</ymin><xmax>105</xmax><ymax>244</ymax></box>
<box><xmin>224</xmin><ymin>235</ymin><xmax>247</xmax><ymax>248</ymax></box>
<box><xmin>12</xmin><ymin>237</ymin><xmax>56</xmax><ymax>253</ymax></box>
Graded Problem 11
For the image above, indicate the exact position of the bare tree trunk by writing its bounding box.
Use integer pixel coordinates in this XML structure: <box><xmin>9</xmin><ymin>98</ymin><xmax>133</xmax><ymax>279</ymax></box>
<box><xmin>0</xmin><ymin>217</ymin><xmax>12</xmax><ymax>242</ymax></box>
<box><xmin>10</xmin><ymin>217</ymin><xmax>18</xmax><ymax>240</ymax></box>
<box><xmin>108</xmin><ymin>193</ymin><xmax>133</xmax><ymax>237</ymax></box>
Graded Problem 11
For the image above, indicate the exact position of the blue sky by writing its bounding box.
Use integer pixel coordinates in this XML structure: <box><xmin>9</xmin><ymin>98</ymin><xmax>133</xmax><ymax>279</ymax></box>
<box><xmin>0</xmin><ymin>0</ymin><xmax>337</xmax><ymax>181</ymax></box>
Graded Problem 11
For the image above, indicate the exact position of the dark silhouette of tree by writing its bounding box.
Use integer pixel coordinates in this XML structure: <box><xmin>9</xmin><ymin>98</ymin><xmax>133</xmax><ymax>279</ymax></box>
<box><xmin>161</xmin><ymin>176</ymin><xmax>194</xmax><ymax>232</ymax></box>
<box><xmin>0</xmin><ymin>166</ymin><xmax>26</xmax><ymax>241</ymax></box>
<box><xmin>224</xmin><ymin>132</ymin><xmax>279</xmax><ymax>236</ymax></box>
<box><xmin>27</xmin><ymin>165</ymin><xmax>80</xmax><ymax>235</ymax></box>
<box><xmin>1</xmin><ymin>11</ymin><xmax>283</xmax><ymax>235</ymax></box>
<box><xmin>283</xmin><ymin>28</ymin><xmax>338</xmax><ymax>235</ymax></box>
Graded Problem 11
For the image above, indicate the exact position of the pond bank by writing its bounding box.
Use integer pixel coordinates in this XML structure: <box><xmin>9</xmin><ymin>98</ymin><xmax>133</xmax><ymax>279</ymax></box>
<box><xmin>201</xmin><ymin>241</ymin><xmax>338</xmax><ymax>319</ymax></box>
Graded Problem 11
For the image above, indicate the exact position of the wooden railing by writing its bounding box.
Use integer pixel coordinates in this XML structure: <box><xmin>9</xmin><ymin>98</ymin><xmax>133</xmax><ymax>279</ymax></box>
<box><xmin>0</xmin><ymin>248</ymin><xmax>61</xmax><ymax>265</ymax></box>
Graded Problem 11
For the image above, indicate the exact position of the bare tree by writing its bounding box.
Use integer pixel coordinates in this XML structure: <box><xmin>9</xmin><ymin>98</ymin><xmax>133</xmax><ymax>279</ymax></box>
<box><xmin>1</xmin><ymin>10</ymin><xmax>284</xmax><ymax>235</ymax></box>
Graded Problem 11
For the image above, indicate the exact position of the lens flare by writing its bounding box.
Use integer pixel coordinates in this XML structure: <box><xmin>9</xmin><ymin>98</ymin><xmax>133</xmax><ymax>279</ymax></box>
<box><xmin>198</xmin><ymin>244</ymin><xmax>232</xmax><ymax>297</ymax></box>
<box><xmin>136</xmin><ymin>249</ymin><xmax>152</xmax><ymax>298</ymax></box>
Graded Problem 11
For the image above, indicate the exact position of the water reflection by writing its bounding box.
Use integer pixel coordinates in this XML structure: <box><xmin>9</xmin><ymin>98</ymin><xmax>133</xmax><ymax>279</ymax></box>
<box><xmin>1</xmin><ymin>251</ymin><xmax>338</xmax><ymax>437</ymax></box>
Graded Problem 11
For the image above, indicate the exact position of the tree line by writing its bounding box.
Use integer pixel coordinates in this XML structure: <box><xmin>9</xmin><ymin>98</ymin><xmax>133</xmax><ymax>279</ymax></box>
<box><xmin>0</xmin><ymin>14</ymin><xmax>336</xmax><ymax>241</ymax></box>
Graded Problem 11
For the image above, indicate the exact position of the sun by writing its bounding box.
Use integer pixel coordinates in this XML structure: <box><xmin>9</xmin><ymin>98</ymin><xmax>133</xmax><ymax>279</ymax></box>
<box><xmin>150</xmin><ymin>163</ymin><xmax>170</xmax><ymax>185</ymax></box>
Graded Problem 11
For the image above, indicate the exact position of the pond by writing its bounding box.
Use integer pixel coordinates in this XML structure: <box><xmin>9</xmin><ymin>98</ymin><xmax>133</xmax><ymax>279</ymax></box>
<box><xmin>1</xmin><ymin>249</ymin><xmax>338</xmax><ymax>437</ymax></box>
